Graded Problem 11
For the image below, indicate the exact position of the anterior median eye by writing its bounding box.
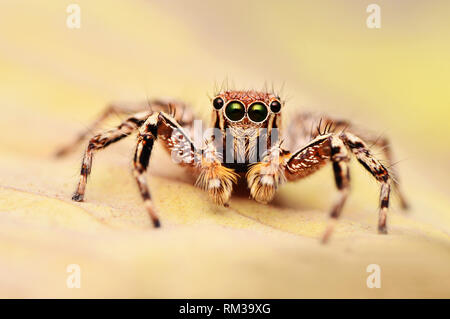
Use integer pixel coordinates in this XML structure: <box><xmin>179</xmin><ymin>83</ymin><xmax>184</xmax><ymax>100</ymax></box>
<box><xmin>248</xmin><ymin>102</ymin><xmax>268</xmax><ymax>123</ymax></box>
<box><xmin>225</xmin><ymin>101</ymin><xmax>246</xmax><ymax>121</ymax></box>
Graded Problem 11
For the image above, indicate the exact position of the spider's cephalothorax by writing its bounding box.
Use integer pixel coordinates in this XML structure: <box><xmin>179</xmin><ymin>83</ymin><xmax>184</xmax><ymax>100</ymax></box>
<box><xmin>210</xmin><ymin>91</ymin><xmax>283</xmax><ymax>172</ymax></box>
<box><xmin>57</xmin><ymin>90</ymin><xmax>409</xmax><ymax>243</ymax></box>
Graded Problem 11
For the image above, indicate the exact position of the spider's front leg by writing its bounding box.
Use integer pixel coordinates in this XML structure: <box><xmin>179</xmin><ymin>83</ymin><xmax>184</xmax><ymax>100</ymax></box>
<box><xmin>287</xmin><ymin>112</ymin><xmax>408</xmax><ymax>209</ymax></box>
<box><xmin>249</xmin><ymin>133</ymin><xmax>391</xmax><ymax>243</ymax></box>
<box><xmin>287</xmin><ymin>133</ymin><xmax>391</xmax><ymax>243</ymax></box>
<box><xmin>72</xmin><ymin>110</ymin><xmax>152</xmax><ymax>202</ymax></box>
<box><xmin>134</xmin><ymin>112</ymin><xmax>238</xmax><ymax>225</ymax></box>
<box><xmin>71</xmin><ymin>98</ymin><xmax>192</xmax><ymax>201</ymax></box>
<box><xmin>132</xmin><ymin>111</ymin><xmax>199</xmax><ymax>227</ymax></box>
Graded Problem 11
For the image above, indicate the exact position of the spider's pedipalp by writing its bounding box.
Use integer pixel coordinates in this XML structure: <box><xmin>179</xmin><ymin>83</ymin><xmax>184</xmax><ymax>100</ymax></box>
<box><xmin>195</xmin><ymin>162</ymin><xmax>238</xmax><ymax>206</ymax></box>
<box><xmin>194</xmin><ymin>139</ymin><xmax>239</xmax><ymax>206</ymax></box>
<box><xmin>246</xmin><ymin>144</ymin><xmax>288</xmax><ymax>204</ymax></box>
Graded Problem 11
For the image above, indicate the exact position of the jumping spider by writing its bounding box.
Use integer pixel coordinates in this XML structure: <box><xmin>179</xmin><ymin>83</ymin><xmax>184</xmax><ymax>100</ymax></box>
<box><xmin>57</xmin><ymin>90</ymin><xmax>408</xmax><ymax>243</ymax></box>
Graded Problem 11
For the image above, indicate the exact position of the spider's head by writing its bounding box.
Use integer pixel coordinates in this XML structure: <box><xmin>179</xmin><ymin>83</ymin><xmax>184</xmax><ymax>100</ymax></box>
<box><xmin>211</xmin><ymin>90</ymin><xmax>283</xmax><ymax>130</ymax></box>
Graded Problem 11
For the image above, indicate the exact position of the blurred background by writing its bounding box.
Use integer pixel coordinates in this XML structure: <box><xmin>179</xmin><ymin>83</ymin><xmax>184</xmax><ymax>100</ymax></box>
<box><xmin>0</xmin><ymin>0</ymin><xmax>449</xmax><ymax>298</ymax></box>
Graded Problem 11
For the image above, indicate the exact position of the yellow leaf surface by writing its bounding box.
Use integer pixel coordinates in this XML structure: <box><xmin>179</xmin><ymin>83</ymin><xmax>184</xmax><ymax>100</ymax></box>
<box><xmin>0</xmin><ymin>0</ymin><xmax>449</xmax><ymax>298</ymax></box>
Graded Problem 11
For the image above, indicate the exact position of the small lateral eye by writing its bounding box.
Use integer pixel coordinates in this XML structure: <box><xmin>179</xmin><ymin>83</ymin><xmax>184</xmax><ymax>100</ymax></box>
<box><xmin>213</xmin><ymin>97</ymin><xmax>224</xmax><ymax>110</ymax></box>
<box><xmin>270</xmin><ymin>100</ymin><xmax>281</xmax><ymax>113</ymax></box>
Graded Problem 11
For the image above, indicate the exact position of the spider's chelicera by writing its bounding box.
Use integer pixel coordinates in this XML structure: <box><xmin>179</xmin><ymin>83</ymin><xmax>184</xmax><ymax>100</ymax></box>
<box><xmin>56</xmin><ymin>90</ymin><xmax>409</xmax><ymax>243</ymax></box>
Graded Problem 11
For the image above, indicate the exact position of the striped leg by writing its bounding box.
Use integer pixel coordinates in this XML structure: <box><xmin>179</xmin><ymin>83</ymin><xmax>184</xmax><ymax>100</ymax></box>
<box><xmin>132</xmin><ymin>112</ymin><xmax>198</xmax><ymax>227</ymax></box>
<box><xmin>321</xmin><ymin>136</ymin><xmax>351</xmax><ymax>244</ymax></box>
<box><xmin>341</xmin><ymin>132</ymin><xmax>391</xmax><ymax>234</ymax></box>
<box><xmin>283</xmin><ymin>132</ymin><xmax>390</xmax><ymax>242</ymax></box>
<box><xmin>283</xmin><ymin>134</ymin><xmax>352</xmax><ymax>243</ymax></box>
<box><xmin>55</xmin><ymin>103</ymin><xmax>149</xmax><ymax>157</ymax></box>
<box><xmin>368</xmin><ymin>137</ymin><xmax>408</xmax><ymax>209</ymax></box>
<box><xmin>286</xmin><ymin>112</ymin><xmax>407</xmax><ymax>209</ymax></box>
<box><xmin>56</xmin><ymin>99</ymin><xmax>195</xmax><ymax>157</ymax></box>
<box><xmin>133</xmin><ymin>125</ymin><xmax>160</xmax><ymax>227</ymax></box>
<box><xmin>72</xmin><ymin>111</ymin><xmax>151</xmax><ymax>202</ymax></box>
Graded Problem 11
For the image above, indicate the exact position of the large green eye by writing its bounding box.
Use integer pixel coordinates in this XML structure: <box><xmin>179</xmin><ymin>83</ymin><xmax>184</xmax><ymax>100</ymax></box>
<box><xmin>248</xmin><ymin>102</ymin><xmax>268</xmax><ymax>123</ymax></box>
<box><xmin>225</xmin><ymin>101</ymin><xmax>245</xmax><ymax>121</ymax></box>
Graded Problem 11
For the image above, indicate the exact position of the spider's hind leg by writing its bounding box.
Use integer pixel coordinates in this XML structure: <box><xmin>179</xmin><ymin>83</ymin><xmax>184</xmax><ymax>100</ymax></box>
<box><xmin>55</xmin><ymin>102</ymin><xmax>150</xmax><ymax>157</ymax></box>
<box><xmin>56</xmin><ymin>99</ymin><xmax>194</xmax><ymax>157</ymax></box>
